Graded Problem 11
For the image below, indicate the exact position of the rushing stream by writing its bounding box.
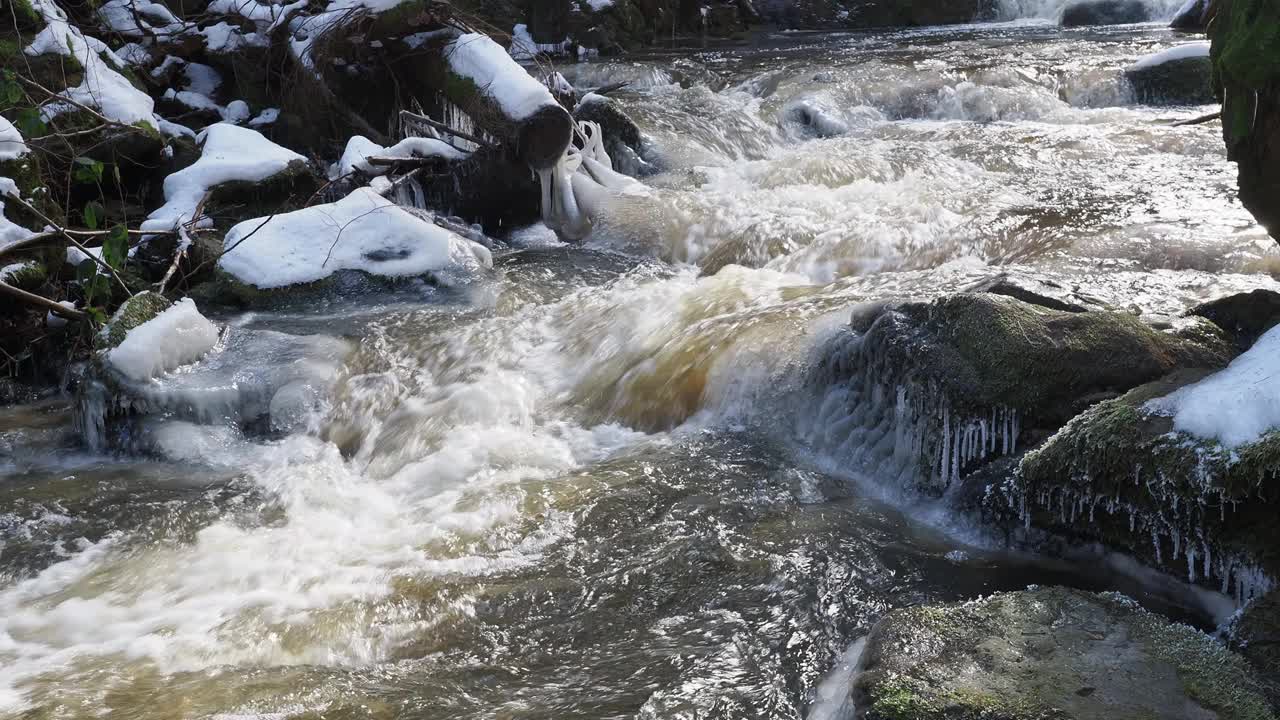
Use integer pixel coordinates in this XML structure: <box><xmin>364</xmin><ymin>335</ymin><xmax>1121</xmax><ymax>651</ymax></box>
<box><xmin>3</xmin><ymin>14</ymin><xmax>1279</xmax><ymax>720</ymax></box>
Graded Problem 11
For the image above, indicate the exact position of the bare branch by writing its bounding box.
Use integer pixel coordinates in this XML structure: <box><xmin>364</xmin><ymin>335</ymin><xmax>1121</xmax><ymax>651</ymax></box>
<box><xmin>0</xmin><ymin>281</ymin><xmax>87</xmax><ymax>321</ymax></box>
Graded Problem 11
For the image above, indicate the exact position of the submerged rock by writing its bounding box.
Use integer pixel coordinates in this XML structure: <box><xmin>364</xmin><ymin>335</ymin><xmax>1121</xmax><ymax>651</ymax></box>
<box><xmin>1060</xmin><ymin>0</ymin><xmax>1150</xmax><ymax>26</ymax></box>
<box><xmin>1126</xmin><ymin>44</ymin><xmax>1215</xmax><ymax>105</ymax></box>
<box><xmin>856</xmin><ymin>587</ymin><xmax>1275</xmax><ymax>720</ymax></box>
<box><xmin>808</xmin><ymin>293</ymin><xmax>1232</xmax><ymax>495</ymax></box>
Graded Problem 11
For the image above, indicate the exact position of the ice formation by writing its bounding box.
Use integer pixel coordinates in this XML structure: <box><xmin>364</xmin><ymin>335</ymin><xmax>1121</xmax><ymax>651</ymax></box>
<box><xmin>539</xmin><ymin>121</ymin><xmax>650</xmax><ymax>240</ymax></box>
<box><xmin>142</xmin><ymin>123</ymin><xmax>306</xmax><ymax>232</ymax></box>
<box><xmin>217</xmin><ymin>187</ymin><xmax>492</xmax><ymax>289</ymax></box>
<box><xmin>106</xmin><ymin>299</ymin><xmax>221</xmax><ymax>381</ymax></box>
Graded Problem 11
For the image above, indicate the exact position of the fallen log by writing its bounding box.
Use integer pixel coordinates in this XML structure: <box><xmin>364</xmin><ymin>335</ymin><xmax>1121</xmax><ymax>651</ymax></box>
<box><xmin>417</xmin><ymin>30</ymin><xmax>574</xmax><ymax>170</ymax></box>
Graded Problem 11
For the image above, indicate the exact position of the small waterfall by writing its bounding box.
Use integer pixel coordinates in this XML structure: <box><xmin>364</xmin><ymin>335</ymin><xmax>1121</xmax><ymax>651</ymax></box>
<box><xmin>994</xmin><ymin>0</ymin><xmax>1190</xmax><ymax>21</ymax></box>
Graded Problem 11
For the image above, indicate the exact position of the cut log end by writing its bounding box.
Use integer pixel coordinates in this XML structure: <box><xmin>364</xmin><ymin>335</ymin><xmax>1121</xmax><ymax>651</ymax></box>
<box><xmin>518</xmin><ymin>104</ymin><xmax>574</xmax><ymax>171</ymax></box>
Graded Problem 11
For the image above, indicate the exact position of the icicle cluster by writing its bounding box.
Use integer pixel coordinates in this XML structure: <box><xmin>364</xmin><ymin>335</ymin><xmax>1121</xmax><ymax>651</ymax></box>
<box><xmin>1002</xmin><ymin>475</ymin><xmax>1276</xmax><ymax>605</ymax></box>
<box><xmin>801</xmin><ymin>329</ymin><xmax>1022</xmax><ymax>495</ymax></box>
<box><xmin>539</xmin><ymin>121</ymin><xmax>649</xmax><ymax>240</ymax></box>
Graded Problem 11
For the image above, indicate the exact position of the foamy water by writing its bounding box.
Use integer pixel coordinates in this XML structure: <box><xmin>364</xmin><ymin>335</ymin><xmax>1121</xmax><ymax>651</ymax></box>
<box><xmin>1</xmin><ymin>20</ymin><xmax>1276</xmax><ymax>720</ymax></box>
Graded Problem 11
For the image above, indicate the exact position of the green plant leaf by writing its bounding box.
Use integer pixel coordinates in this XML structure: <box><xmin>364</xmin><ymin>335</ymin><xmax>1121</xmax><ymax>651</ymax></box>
<box><xmin>87</xmin><ymin>307</ymin><xmax>108</xmax><ymax>325</ymax></box>
<box><xmin>72</xmin><ymin>157</ymin><xmax>105</xmax><ymax>185</ymax></box>
<box><xmin>102</xmin><ymin>225</ymin><xmax>128</xmax><ymax>269</ymax></box>
<box><xmin>14</xmin><ymin>108</ymin><xmax>46</xmax><ymax>138</ymax></box>
<box><xmin>82</xmin><ymin>201</ymin><xmax>104</xmax><ymax>230</ymax></box>
<box><xmin>87</xmin><ymin>273</ymin><xmax>112</xmax><ymax>306</ymax></box>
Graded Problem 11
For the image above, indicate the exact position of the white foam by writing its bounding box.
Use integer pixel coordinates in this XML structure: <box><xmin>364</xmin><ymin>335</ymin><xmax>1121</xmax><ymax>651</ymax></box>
<box><xmin>106</xmin><ymin>299</ymin><xmax>221</xmax><ymax>381</ymax></box>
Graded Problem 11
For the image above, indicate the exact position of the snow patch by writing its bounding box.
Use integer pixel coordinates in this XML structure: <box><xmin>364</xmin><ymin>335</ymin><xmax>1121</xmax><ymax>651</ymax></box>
<box><xmin>509</xmin><ymin>24</ymin><xmax>571</xmax><ymax>61</ymax></box>
<box><xmin>24</xmin><ymin>0</ymin><xmax>158</xmax><ymax>130</ymax></box>
<box><xmin>218</xmin><ymin>187</ymin><xmax>492</xmax><ymax>289</ymax></box>
<box><xmin>0</xmin><ymin>178</ymin><xmax>34</xmax><ymax>249</ymax></box>
<box><xmin>330</xmin><ymin>135</ymin><xmax>468</xmax><ymax>179</ymax></box>
<box><xmin>1129</xmin><ymin>42</ymin><xmax>1210</xmax><ymax>71</ymax></box>
<box><xmin>107</xmin><ymin>299</ymin><xmax>221</xmax><ymax>381</ymax></box>
<box><xmin>0</xmin><ymin>117</ymin><xmax>29</xmax><ymax>161</ymax></box>
<box><xmin>446</xmin><ymin>33</ymin><xmax>558</xmax><ymax>121</ymax></box>
<box><xmin>142</xmin><ymin>123</ymin><xmax>305</xmax><ymax>232</ymax></box>
<box><xmin>1146</xmin><ymin>324</ymin><xmax>1280</xmax><ymax>448</ymax></box>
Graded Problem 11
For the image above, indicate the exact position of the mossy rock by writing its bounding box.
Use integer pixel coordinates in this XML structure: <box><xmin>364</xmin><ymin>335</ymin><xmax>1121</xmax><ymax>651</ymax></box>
<box><xmin>1210</xmin><ymin>0</ymin><xmax>1280</xmax><ymax>240</ymax></box>
<box><xmin>1007</xmin><ymin>371</ymin><xmax>1280</xmax><ymax>596</ymax></box>
<box><xmin>1</xmin><ymin>260</ymin><xmax>48</xmax><ymax>292</ymax></box>
<box><xmin>857</xmin><ymin>587</ymin><xmax>1276</xmax><ymax>720</ymax></box>
<box><xmin>204</xmin><ymin>159</ymin><xmax>318</xmax><ymax>231</ymax></box>
<box><xmin>1190</xmin><ymin>289</ymin><xmax>1280</xmax><ymax>350</ymax></box>
<box><xmin>1234</xmin><ymin>590</ymin><xmax>1280</xmax><ymax>705</ymax></box>
<box><xmin>10</xmin><ymin>0</ymin><xmax>46</xmax><ymax>34</ymax></box>
<box><xmin>94</xmin><ymin>290</ymin><xmax>171</xmax><ymax>352</ymax></box>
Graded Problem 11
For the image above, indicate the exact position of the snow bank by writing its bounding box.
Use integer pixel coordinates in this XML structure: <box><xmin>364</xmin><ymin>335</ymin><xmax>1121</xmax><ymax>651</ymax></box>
<box><xmin>24</xmin><ymin>0</ymin><xmax>158</xmax><ymax>130</ymax></box>
<box><xmin>97</xmin><ymin>0</ymin><xmax>184</xmax><ymax>38</ymax></box>
<box><xmin>330</xmin><ymin>135</ymin><xmax>468</xmax><ymax>178</ymax></box>
<box><xmin>0</xmin><ymin>178</ymin><xmax>34</xmax><ymax>248</ymax></box>
<box><xmin>0</xmin><ymin>118</ymin><xmax>29</xmax><ymax>161</ymax></box>
<box><xmin>447</xmin><ymin>33</ymin><xmax>558</xmax><ymax>121</ymax></box>
<box><xmin>142</xmin><ymin>123</ymin><xmax>305</xmax><ymax>231</ymax></box>
<box><xmin>1146</xmin><ymin>325</ymin><xmax>1280</xmax><ymax>448</ymax></box>
<box><xmin>107</xmin><ymin>299</ymin><xmax>221</xmax><ymax>381</ymax></box>
<box><xmin>218</xmin><ymin>187</ymin><xmax>492</xmax><ymax>289</ymax></box>
<box><xmin>1129</xmin><ymin>42</ymin><xmax>1210</xmax><ymax>71</ymax></box>
<box><xmin>289</xmin><ymin>0</ymin><xmax>412</xmax><ymax>68</ymax></box>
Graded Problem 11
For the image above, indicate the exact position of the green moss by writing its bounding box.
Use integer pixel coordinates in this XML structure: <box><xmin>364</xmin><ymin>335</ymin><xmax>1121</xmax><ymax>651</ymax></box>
<box><xmin>95</xmin><ymin>291</ymin><xmax>170</xmax><ymax>351</ymax></box>
<box><xmin>1211</xmin><ymin>0</ymin><xmax>1280</xmax><ymax>142</ymax></box>
<box><xmin>868</xmin><ymin>680</ymin><xmax>936</xmax><ymax>720</ymax></box>
<box><xmin>12</xmin><ymin>0</ymin><xmax>43</xmax><ymax>31</ymax></box>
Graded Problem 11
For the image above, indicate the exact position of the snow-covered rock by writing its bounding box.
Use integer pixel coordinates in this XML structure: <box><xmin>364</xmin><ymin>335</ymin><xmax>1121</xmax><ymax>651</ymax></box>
<box><xmin>142</xmin><ymin>123</ymin><xmax>307</xmax><ymax>232</ymax></box>
<box><xmin>106</xmin><ymin>299</ymin><xmax>221</xmax><ymax>381</ymax></box>
<box><xmin>218</xmin><ymin>187</ymin><xmax>492</xmax><ymax>290</ymax></box>
<box><xmin>1146</xmin><ymin>324</ymin><xmax>1280</xmax><ymax>448</ymax></box>
<box><xmin>1125</xmin><ymin>42</ymin><xmax>1213</xmax><ymax>105</ymax></box>
<box><xmin>0</xmin><ymin>178</ymin><xmax>34</xmax><ymax>249</ymax></box>
<box><xmin>0</xmin><ymin>118</ymin><xmax>29</xmax><ymax>162</ymax></box>
<box><xmin>329</xmin><ymin>135</ymin><xmax>468</xmax><ymax>179</ymax></box>
<box><xmin>24</xmin><ymin>0</ymin><xmax>159</xmax><ymax>130</ymax></box>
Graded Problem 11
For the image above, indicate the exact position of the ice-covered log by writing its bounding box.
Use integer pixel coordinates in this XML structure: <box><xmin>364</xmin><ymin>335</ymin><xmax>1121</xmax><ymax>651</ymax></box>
<box><xmin>427</xmin><ymin>31</ymin><xmax>573</xmax><ymax>170</ymax></box>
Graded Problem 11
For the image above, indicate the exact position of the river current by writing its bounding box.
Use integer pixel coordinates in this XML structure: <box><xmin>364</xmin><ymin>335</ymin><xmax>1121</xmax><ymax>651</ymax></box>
<box><xmin>2</xmin><ymin>12</ymin><xmax>1278</xmax><ymax>720</ymax></box>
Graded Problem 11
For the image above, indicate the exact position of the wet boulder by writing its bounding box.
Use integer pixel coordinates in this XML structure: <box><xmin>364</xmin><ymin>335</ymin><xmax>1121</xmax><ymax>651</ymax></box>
<box><xmin>1189</xmin><ymin>289</ymin><xmax>1280</xmax><ymax>350</ymax></box>
<box><xmin>855</xmin><ymin>587</ymin><xmax>1275</xmax><ymax>720</ymax></box>
<box><xmin>806</xmin><ymin>292</ymin><xmax>1233</xmax><ymax>496</ymax></box>
<box><xmin>573</xmin><ymin>93</ymin><xmax>657</xmax><ymax>177</ymax></box>
<box><xmin>1060</xmin><ymin>0</ymin><xmax>1150</xmax><ymax>26</ymax></box>
<box><xmin>1126</xmin><ymin>43</ymin><xmax>1215</xmax><ymax>105</ymax></box>
<box><xmin>1170</xmin><ymin>0</ymin><xmax>1211</xmax><ymax>31</ymax></box>
<box><xmin>1005</xmin><ymin>364</ymin><xmax>1280</xmax><ymax>603</ymax></box>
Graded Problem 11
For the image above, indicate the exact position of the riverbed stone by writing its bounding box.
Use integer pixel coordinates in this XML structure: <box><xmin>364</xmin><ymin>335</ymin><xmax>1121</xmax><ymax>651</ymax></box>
<box><xmin>1189</xmin><ymin>289</ymin><xmax>1280</xmax><ymax>350</ymax></box>
<box><xmin>1060</xmin><ymin>0</ymin><xmax>1150</xmax><ymax>26</ymax></box>
<box><xmin>1005</xmin><ymin>371</ymin><xmax>1280</xmax><ymax>600</ymax></box>
<box><xmin>1126</xmin><ymin>54</ymin><xmax>1215</xmax><ymax>106</ymax></box>
<box><xmin>855</xmin><ymin>586</ymin><xmax>1276</xmax><ymax>720</ymax></box>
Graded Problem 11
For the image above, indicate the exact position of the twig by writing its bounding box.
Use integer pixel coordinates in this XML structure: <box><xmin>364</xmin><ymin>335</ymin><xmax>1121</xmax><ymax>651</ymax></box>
<box><xmin>156</xmin><ymin>192</ymin><xmax>211</xmax><ymax>294</ymax></box>
<box><xmin>5</xmin><ymin>193</ymin><xmax>134</xmax><ymax>297</ymax></box>
<box><xmin>17</xmin><ymin>73</ymin><xmax>153</xmax><ymax>136</ymax></box>
<box><xmin>1172</xmin><ymin>111</ymin><xmax>1222</xmax><ymax>127</ymax></box>
<box><xmin>363</xmin><ymin>155</ymin><xmax>454</xmax><ymax>168</ymax></box>
<box><xmin>0</xmin><ymin>281</ymin><xmax>87</xmax><ymax>321</ymax></box>
<box><xmin>399</xmin><ymin>110</ymin><xmax>497</xmax><ymax>149</ymax></box>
